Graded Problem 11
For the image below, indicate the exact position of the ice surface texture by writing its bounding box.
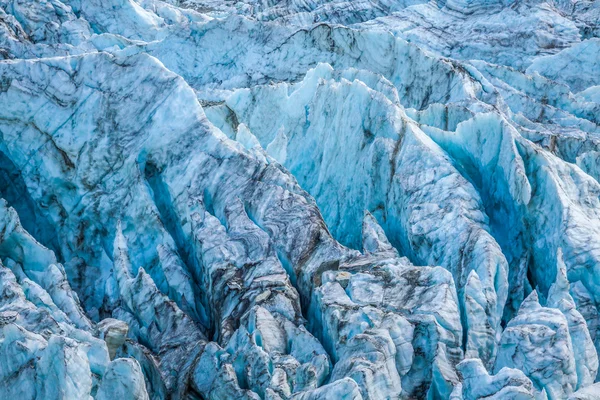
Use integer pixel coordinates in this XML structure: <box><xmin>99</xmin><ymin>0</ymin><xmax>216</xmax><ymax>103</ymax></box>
<box><xmin>0</xmin><ymin>0</ymin><xmax>599</xmax><ymax>398</ymax></box>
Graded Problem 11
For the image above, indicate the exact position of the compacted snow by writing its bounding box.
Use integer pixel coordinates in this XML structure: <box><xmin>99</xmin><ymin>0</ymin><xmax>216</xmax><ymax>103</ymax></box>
<box><xmin>0</xmin><ymin>0</ymin><xmax>599</xmax><ymax>398</ymax></box>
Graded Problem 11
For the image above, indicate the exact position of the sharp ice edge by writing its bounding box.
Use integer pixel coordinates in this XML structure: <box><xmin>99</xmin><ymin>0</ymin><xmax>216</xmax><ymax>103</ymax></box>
<box><xmin>0</xmin><ymin>0</ymin><xmax>599</xmax><ymax>398</ymax></box>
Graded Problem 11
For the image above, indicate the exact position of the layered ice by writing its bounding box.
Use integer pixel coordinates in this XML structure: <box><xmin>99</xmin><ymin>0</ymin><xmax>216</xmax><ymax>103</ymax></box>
<box><xmin>0</xmin><ymin>0</ymin><xmax>599</xmax><ymax>398</ymax></box>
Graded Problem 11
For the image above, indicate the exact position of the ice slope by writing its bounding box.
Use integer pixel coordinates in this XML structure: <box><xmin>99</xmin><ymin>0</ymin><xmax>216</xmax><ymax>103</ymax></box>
<box><xmin>220</xmin><ymin>64</ymin><xmax>508</xmax><ymax>369</ymax></box>
<box><xmin>0</xmin><ymin>50</ymin><xmax>461</xmax><ymax>398</ymax></box>
<box><xmin>0</xmin><ymin>0</ymin><xmax>600</xmax><ymax>398</ymax></box>
<box><xmin>357</xmin><ymin>1</ymin><xmax>583</xmax><ymax>70</ymax></box>
<box><xmin>527</xmin><ymin>38</ymin><xmax>600</xmax><ymax>93</ymax></box>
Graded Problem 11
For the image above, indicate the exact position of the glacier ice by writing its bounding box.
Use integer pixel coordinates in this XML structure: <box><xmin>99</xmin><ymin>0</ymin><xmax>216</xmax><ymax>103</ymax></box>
<box><xmin>456</xmin><ymin>357</ymin><xmax>538</xmax><ymax>400</ymax></box>
<box><xmin>96</xmin><ymin>358</ymin><xmax>150</xmax><ymax>400</ymax></box>
<box><xmin>494</xmin><ymin>291</ymin><xmax>576</xmax><ymax>399</ymax></box>
<box><xmin>0</xmin><ymin>0</ymin><xmax>600</xmax><ymax>398</ymax></box>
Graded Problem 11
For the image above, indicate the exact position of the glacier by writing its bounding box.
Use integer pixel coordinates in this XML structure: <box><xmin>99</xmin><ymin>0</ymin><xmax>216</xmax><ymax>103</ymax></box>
<box><xmin>0</xmin><ymin>0</ymin><xmax>600</xmax><ymax>398</ymax></box>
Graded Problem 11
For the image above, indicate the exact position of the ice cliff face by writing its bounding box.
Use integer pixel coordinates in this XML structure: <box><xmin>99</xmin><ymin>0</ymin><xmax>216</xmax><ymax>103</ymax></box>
<box><xmin>0</xmin><ymin>0</ymin><xmax>599</xmax><ymax>398</ymax></box>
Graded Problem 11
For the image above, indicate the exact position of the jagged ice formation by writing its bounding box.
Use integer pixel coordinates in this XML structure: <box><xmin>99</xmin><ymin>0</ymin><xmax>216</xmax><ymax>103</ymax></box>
<box><xmin>0</xmin><ymin>0</ymin><xmax>600</xmax><ymax>398</ymax></box>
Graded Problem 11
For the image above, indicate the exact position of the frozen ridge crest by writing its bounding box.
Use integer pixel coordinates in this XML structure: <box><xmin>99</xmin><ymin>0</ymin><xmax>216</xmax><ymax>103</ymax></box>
<box><xmin>0</xmin><ymin>0</ymin><xmax>600</xmax><ymax>398</ymax></box>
